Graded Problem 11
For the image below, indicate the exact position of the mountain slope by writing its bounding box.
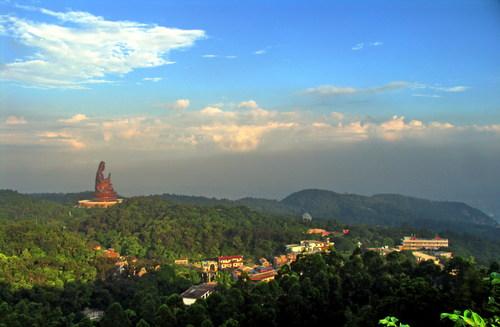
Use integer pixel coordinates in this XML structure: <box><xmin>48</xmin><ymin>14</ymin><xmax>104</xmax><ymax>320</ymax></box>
<box><xmin>281</xmin><ymin>189</ymin><xmax>499</xmax><ymax>239</ymax></box>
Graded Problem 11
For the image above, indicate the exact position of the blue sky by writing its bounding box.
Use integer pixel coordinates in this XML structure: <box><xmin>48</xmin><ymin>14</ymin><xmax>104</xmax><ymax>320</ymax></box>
<box><xmin>1</xmin><ymin>0</ymin><xmax>500</xmax><ymax>214</ymax></box>
<box><xmin>2</xmin><ymin>0</ymin><xmax>499</xmax><ymax>121</ymax></box>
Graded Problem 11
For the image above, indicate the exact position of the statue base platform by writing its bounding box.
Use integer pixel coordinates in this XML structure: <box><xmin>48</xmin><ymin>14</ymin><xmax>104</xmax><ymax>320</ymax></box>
<box><xmin>78</xmin><ymin>199</ymin><xmax>123</xmax><ymax>208</ymax></box>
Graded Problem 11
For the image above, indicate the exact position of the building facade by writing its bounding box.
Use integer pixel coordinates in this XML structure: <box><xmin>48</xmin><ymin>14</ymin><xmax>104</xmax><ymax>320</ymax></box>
<box><xmin>400</xmin><ymin>236</ymin><xmax>449</xmax><ymax>251</ymax></box>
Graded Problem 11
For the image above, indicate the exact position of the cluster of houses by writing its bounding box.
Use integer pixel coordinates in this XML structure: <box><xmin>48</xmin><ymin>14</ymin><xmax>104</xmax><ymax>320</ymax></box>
<box><xmin>180</xmin><ymin>232</ymin><xmax>337</xmax><ymax>305</ymax></box>
<box><xmin>367</xmin><ymin>235</ymin><xmax>453</xmax><ymax>268</ymax></box>
<box><xmin>94</xmin><ymin>246</ymin><xmax>158</xmax><ymax>278</ymax></box>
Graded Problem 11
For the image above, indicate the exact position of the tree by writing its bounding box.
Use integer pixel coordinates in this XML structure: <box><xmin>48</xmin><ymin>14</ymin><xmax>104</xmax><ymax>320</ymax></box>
<box><xmin>155</xmin><ymin>304</ymin><xmax>176</xmax><ymax>327</ymax></box>
<box><xmin>100</xmin><ymin>303</ymin><xmax>131</xmax><ymax>327</ymax></box>
<box><xmin>220</xmin><ymin>318</ymin><xmax>239</xmax><ymax>327</ymax></box>
<box><xmin>136</xmin><ymin>319</ymin><xmax>151</xmax><ymax>327</ymax></box>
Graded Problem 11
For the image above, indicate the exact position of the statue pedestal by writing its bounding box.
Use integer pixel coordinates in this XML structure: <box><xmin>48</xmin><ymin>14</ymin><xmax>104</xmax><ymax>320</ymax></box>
<box><xmin>78</xmin><ymin>199</ymin><xmax>123</xmax><ymax>208</ymax></box>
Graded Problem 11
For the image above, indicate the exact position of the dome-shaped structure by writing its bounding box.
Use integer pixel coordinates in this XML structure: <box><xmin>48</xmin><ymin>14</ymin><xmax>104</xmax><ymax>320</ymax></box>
<box><xmin>302</xmin><ymin>212</ymin><xmax>312</xmax><ymax>222</ymax></box>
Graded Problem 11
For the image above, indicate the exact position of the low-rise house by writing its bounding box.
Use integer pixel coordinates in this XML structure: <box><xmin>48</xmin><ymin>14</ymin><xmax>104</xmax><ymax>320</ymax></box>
<box><xmin>286</xmin><ymin>240</ymin><xmax>333</xmax><ymax>254</ymax></box>
<box><xmin>434</xmin><ymin>251</ymin><xmax>453</xmax><ymax>259</ymax></box>
<box><xmin>367</xmin><ymin>246</ymin><xmax>401</xmax><ymax>255</ymax></box>
<box><xmin>259</xmin><ymin>257</ymin><xmax>271</xmax><ymax>267</ymax></box>
<box><xmin>175</xmin><ymin>258</ymin><xmax>189</xmax><ymax>265</ymax></box>
<box><xmin>103</xmin><ymin>248</ymin><xmax>120</xmax><ymax>259</ymax></box>
<box><xmin>285</xmin><ymin>244</ymin><xmax>304</xmax><ymax>253</ymax></box>
<box><xmin>273</xmin><ymin>253</ymin><xmax>297</xmax><ymax>267</ymax></box>
<box><xmin>307</xmin><ymin>228</ymin><xmax>332</xmax><ymax>237</ymax></box>
<box><xmin>301</xmin><ymin>240</ymin><xmax>331</xmax><ymax>253</ymax></box>
<box><xmin>413</xmin><ymin>251</ymin><xmax>441</xmax><ymax>265</ymax></box>
<box><xmin>81</xmin><ymin>308</ymin><xmax>104</xmax><ymax>321</ymax></box>
<box><xmin>181</xmin><ymin>283</ymin><xmax>217</xmax><ymax>306</ymax></box>
<box><xmin>136</xmin><ymin>267</ymin><xmax>148</xmax><ymax>277</ymax></box>
<box><xmin>248</xmin><ymin>266</ymin><xmax>277</xmax><ymax>283</ymax></box>
<box><xmin>413</xmin><ymin>251</ymin><xmax>453</xmax><ymax>268</ymax></box>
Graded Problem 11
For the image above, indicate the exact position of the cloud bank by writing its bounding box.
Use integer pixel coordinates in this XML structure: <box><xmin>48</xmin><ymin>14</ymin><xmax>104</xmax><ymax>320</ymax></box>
<box><xmin>2</xmin><ymin>100</ymin><xmax>499</xmax><ymax>154</ymax></box>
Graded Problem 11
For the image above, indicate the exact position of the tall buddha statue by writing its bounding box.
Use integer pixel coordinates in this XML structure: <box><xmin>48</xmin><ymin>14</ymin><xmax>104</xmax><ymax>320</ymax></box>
<box><xmin>94</xmin><ymin>161</ymin><xmax>118</xmax><ymax>201</ymax></box>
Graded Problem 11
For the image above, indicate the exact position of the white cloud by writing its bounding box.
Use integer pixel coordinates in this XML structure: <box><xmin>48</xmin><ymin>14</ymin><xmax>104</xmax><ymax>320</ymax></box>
<box><xmin>305</xmin><ymin>81</ymin><xmax>467</xmax><ymax>97</ymax></box>
<box><xmin>352</xmin><ymin>41</ymin><xmax>383</xmax><ymax>51</ymax></box>
<box><xmin>312</xmin><ymin>122</ymin><xmax>330</xmax><ymax>129</ymax></box>
<box><xmin>352</xmin><ymin>43</ymin><xmax>364</xmax><ymax>51</ymax></box>
<box><xmin>102</xmin><ymin>117</ymin><xmax>150</xmax><ymax>142</ymax></box>
<box><xmin>225</xmin><ymin>55</ymin><xmax>237</xmax><ymax>59</ymax></box>
<box><xmin>200</xmin><ymin>106</ymin><xmax>224</xmax><ymax>116</ymax></box>
<box><xmin>39</xmin><ymin>131</ymin><xmax>86</xmax><ymax>149</ymax></box>
<box><xmin>165</xmin><ymin>99</ymin><xmax>190</xmax><ymax>110</ymax></box>
<box><xmin>202</xmin><ymin>54</ymin><xmax>217</xmax><ymax>58</ymax></box>
<box><xmin>199</xmin><ymin>122</ymin><xmax>295</xmax><ymax>152</ymax></box>
<box><xmin>143</xmin><ymin>77</ymin><xmax>162</xmax><ymax>82</ymax></box>
<box><xmin>58</xmin><ymin>114</ymin><xmax>88</xmax><ymax>123</ymax></box>
<box><xmin>435</xmin><ymin>86</ymin><xmax>468</xmax><ymax>93</ymax></box>
<box><xmin>5</xmin><ymin>115</ymin><xmax>27</xmax><ymax>125</ymax></box>
<box><xmin>254</xmin><ymin>49</ymin><xmax>266</xmax><ymax>55</ymax></box>
<box><xmin>238</xmin><ymin>100</ymin><xmax>259</xmax><ymax>109</ymax></box>
<box><xmin>200</xmin><ymin>106</ymin><xmax>236</xmax><ymax>118</ymax></box>
<box><xmin>0</xmin><ymin>7</ymin><xmax>205</xmax><ymax>88</ymax></box>
<box><xmin>305</xmin><ymin>85</ymin><xmax>357</xmax><ymax>96</ymax></box>
<box><xmin>305</xmin><ymin>82</ymin><xmax>409</xmax><ymax>96</ymax></box>
<box><xmin>412</xmin><ymin>94</ymin><xmax>442</xmax><ymax>98</ymax></box>
<box><xmin>249</xmin><ymin>108</ymin><xmax>274</xmax><ymax>119</ymax></box>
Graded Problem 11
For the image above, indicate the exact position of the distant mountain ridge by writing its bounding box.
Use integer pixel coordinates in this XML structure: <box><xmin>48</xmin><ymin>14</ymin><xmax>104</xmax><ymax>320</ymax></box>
<box><xmin>13</xmin><ymin>188</ymin><xmax>499</xmax><ymax>240</ymax></box>
<box><xmin>282</xmin><ymin>189</ymin><xmax>497</xmax><ymax>226</ymax></box>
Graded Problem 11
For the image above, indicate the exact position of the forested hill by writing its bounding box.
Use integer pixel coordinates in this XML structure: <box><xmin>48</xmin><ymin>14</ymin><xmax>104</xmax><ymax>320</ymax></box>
<box><xmin>0</xmin><ymin>190</ymin><xmax>499</xmax><ymax>265</ymax></box>
<box><xmin>4</xmin><ymin>189</ymin><xmax>499</xmax><ymax>260</ymax></box>
<box><xmin>159</xmin><ymin>193</ymin><xmax>298</xmax><ymax>216</ymax></box>
<box><xmin>160</xmin><ymin>190</ymin><xmax>499</xmax><ymax>240</ymax></box>
<box><xmin>282</xmin><ymin>189</ymin><xmax>497</xmax><ymax>226</ymax></box>
<box><xmin>0</xmin><ymin>190</ymin><xmax>72</xmax><ymax>220</ymax></box>
<box><xmin>29</xmin><ymin>191</ymin><xmax>104</xmax><ymax>204</ymax></box>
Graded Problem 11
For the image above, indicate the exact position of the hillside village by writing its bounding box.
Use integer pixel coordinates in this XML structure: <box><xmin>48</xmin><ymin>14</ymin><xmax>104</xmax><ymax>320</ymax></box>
<box><xmin>89</xmin><ymin>228</ymin><xmax>453</xmax><ymax>309</ymax></box>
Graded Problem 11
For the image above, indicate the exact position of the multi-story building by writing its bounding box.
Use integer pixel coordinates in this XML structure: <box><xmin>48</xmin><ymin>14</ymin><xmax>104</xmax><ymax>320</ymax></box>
<box><xmin>399</xmin><ymin>236</ymin><xmax>449</xmax><ymax>251</ymax></box>
<box><xmin>201</xmin><ymin>258</ymin><xmax>218</xmax><ymax>282</ymax></box>
<box><xmin>218</xmin><ymin>255</ymin><xmax>244</xmax><ymax>270</ymax></box>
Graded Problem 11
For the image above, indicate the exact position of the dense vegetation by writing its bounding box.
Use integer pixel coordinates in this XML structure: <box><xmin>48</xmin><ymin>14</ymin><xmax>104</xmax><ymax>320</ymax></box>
<box><xmin>0</xmin><ymin>189</ymin><xmax>498</xmax><ymax>326</ymax></box>
<box><xmin>77</xmin><ymin>196</ymin><xmax>306</xmax><ymax>260</ymax></box>
<box><xmin>0</xmin><ymin>251</ymin><xmax>498</xmax><ymax>326</ymax></box>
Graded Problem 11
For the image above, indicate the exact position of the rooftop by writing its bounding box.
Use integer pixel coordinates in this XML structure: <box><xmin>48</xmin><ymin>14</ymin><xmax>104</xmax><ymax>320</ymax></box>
<box><xmin>181</xmin><ymin>283</ymin><xmax>217</xmax><ymax>299</ymax></box>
